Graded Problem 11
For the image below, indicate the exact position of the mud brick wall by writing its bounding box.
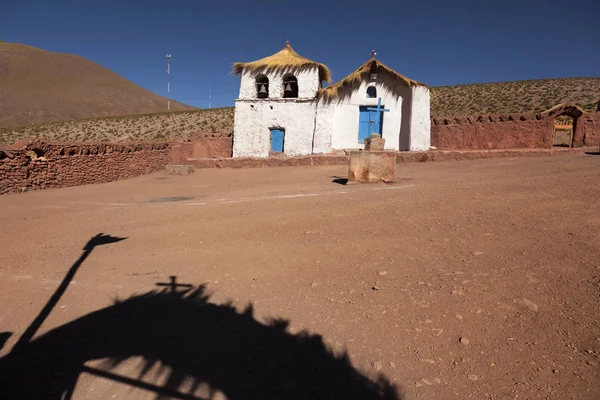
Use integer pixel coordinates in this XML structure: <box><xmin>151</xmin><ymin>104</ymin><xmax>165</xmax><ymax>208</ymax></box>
<box><xmin>170</xmin><ymin>133</ymin><xmax>233</xmax><ymax>164</ymax></box>
<box><xmin>0</xmin><ymin>140</ymin><xmax>170</xmax><ymax>194</ymax></box>
<box><xmin>577</xmin><ymin>113</ymin><xmax>600</xmax><ymax>147</ymax></box>
<box><xmin>191</xmin><ymin>137</ymin><xmax>233</xmax><ymax>158</ymax></box>
<box><xmin>170</xmin><ymin>141</ymin><xmax>194</xmax><ymax>165</ymax></box>
<box><xmin>431</xmin><ymin>111</ymin><xmax>600</xmax><ymax>150</ymax></box>
<box><xmin>431</xmin><ymin>113</ymin><xmax>552</xmax><ymax>150</ymax></box>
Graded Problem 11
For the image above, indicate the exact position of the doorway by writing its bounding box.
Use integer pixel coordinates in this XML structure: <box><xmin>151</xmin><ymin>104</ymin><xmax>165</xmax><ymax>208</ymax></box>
<box><xmin>546</xmin><ymin>104</ymin><xmax>584</xmax><ymax>148</ymax></box>
<box><xmin>270</xmin><ymin>129</ymin><xmax>285</xmax><ymax>154</ymax></box>
<box><xmin>358</xmin><ymin>106</ymin><xmax>383</xmax><ymax>143</ymax></box>
<box><xmin>552</xmin><ymin>115</ymin><xmax>574</xmax><ymax>147</ymax></box>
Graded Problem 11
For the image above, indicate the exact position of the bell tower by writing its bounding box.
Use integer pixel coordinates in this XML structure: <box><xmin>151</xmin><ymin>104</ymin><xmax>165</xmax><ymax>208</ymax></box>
<box><xmin>234</xmin><ymin>40</ymin><xmax>329</xmax><ymax>101</ymax></box>
<box><xmin>232</xmin><ymin>41</ymin><xmax>331</xmax><ymax>158</ymax></box>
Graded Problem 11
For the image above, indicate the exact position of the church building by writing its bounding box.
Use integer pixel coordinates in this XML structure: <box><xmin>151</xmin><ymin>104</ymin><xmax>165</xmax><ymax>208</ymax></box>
<box><xmin>232</xmin><ymin>42</ymin><xmax>430</xmax><ymax>158</ymax></box>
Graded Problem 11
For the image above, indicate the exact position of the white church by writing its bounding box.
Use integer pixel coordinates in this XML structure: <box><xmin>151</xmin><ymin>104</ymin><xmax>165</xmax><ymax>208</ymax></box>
<box><xmin>232</xmin><ymin>41</ymin><xmax>430</xmax><ymax>158</ymax></box>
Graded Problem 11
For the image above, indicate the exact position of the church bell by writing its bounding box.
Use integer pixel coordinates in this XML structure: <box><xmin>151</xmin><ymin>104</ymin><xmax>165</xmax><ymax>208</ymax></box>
<box><xmin>284</xmin><ymin>82</ymin><xmax>292</xmax><ymax>92</ymax></box>
<box><xmin>258</xmin><ymin>84</ymin><xmax>267</xmax><ymax>94</ymax></box>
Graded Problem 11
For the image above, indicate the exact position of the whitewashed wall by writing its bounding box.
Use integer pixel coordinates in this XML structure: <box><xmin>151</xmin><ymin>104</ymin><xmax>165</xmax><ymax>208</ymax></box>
<box><xmin>233</xmin><ymin>66</ymin><xmax>431</xmax><ymax>157</ymax></box>
<box><xmin>233</xmin><ymin>100</ymin><xmax>317</xmax><ymax>158</ymax></box>
<box><xmin>233</xmin><ymin>66</ymin><xmax>321</xmax><ymax>158</ymax></box>
<box><xmin>326</xmin><ymin>73</ymin><xmax>412</xmax><ymax>151</ymax></box>
<box><xmin>238</xmin><ymin>67</ymin><xmax>320</xmax><ymax>100</ymax></box>
<box><xmin>409</xmin><ymin>86</ymin><xmax>431</xmax><ymax>151</ymax></box>
<box><xmin>313</xmin><ymin>103</ymin><xmax>333</xmax><ymax>154</ymax></box>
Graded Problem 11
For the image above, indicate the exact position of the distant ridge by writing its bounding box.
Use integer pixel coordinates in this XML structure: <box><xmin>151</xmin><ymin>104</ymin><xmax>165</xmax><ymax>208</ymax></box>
<box><xmin>0</xmin><ymin>41</ymin><xmax>195</xmax><ymax>127</ymax></box>
<box><xmin>431</xmin><ymin>77</ymin><xmax>600</xmax><ymax>116</ymax></box>
<box><xmin>0</xmin><ymin>41</ymin><xmax>598</xmax><ymax>144</ymax></box>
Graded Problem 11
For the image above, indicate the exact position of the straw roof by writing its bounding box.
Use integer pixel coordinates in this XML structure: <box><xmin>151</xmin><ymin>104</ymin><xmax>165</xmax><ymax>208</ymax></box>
<box><xmin>319</xmin><ymin>59</ymin><xmax>427</xmax><ymax>99</ymax></box>
<box><xmin>542</xmin><ymin>103</ymin><xmax>586</xmax><ymax>116</ymax></box>
<box><xmin>232</xmin><ymin>42</ymin><xmax>332</xmax><ymax>83</ymax></box>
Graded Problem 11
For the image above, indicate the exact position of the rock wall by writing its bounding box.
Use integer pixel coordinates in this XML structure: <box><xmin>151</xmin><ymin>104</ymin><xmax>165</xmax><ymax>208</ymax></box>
<box><xmin>170</xmin><ymin>134</ymin><xmax>233</xmax><ymax>164</ymax></box>
<box><xmin>0</xmin><ymin>140</ymin><xmax>170</xmax><ymax>194</ymax></box>
<box><xmin>577</xmin><ymin>112</ymin><xmax>600</xmax><ymax>147</ymax></box>
<box><xmin>431</xmin><ymin>111</ymin><xmax>600</xmax><ymax>150</ymax></box>
<box><xmin>192</xmin><ymin>136</ymin><xmax>233</xmax><ymax>158</ymax></box>
<box><xmin>431</xmin><ymin>113</ymin><xmax>551</xmax><ymax>149</ymax></box>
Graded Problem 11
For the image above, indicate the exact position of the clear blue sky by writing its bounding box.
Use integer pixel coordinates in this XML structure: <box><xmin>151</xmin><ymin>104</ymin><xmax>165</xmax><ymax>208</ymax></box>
<box><xmin>2</xmin><ymin>0</ymin><xmax>599</xmax><ymax>109</ymax></box>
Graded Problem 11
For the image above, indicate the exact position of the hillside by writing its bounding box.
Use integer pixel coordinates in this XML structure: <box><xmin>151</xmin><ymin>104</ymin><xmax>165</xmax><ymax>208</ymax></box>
<box><xmin>0</xmin><ymin>108</ymin><xmax>234</xmax><ymax>145</ymax></box>
<box><xmin>431</xmin><ymin>77</ymin><xmax>600</xmax><ymax>116</ymax></box>
<box><xmin>0</xmin><ymin>41</ymin><xmax>195</xmax><ymax>127</ymax></box>
<box><xmin>1</xmin><ymin>61</ymin><xmax>598</xmax><ymax>145</ymax></box>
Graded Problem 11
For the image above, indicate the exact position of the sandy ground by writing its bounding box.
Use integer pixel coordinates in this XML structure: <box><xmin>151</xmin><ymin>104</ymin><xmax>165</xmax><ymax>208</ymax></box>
<box><xmin>0</xmin><ymin>154</ymin><xmax>599</xmax><ymax>399</ymax></box>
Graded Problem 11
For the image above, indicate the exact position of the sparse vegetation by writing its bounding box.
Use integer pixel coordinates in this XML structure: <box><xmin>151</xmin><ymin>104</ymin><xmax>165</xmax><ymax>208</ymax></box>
<box><xmin>3</xmin><ymin>77</ymin><xmax>598</xmax><ymax>145</ymax></box>
<box><xmin>431</xmin><ymin>77</ymin><xmax>600</xmax><ymax>116</ymax></box>
<box><xmin>1</xmin><ymin>40</ymin><xmax>598</xmax><ymax>146</ymax></box>
<box><xmin>0</xmin><ymin>108</ymin><xmax>234</xmax><ymax>145</ymax></box>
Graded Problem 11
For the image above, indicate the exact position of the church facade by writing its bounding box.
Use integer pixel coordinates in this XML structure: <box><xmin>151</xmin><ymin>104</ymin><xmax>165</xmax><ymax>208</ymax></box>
<box><xmin>232</xmin><ymin>42</ymin><xmax>430</xmax><ymax>158</ymax></box>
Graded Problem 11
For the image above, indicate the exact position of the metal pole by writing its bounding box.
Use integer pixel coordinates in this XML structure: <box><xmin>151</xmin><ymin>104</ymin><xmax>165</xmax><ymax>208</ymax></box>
<box><xmin>166</xmin><ymin>54</ymin><xmax>171</xmax><ymax>111</ymax></box>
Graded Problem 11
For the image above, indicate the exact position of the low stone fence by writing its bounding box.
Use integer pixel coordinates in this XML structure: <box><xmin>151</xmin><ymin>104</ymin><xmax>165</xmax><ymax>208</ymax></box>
<box><xmin>170</xmin><ymin>134</ymin><xmax>233</xmax><ymax>164</ymax></box>
<box><xmin>431</xmin><ymin>110</ymin><xmax>600</xmax><ymax>150</ymax></box>
<box><xmin>0</xmin><ymin>140</ymin><xmax>170</xmax><ymax>194</ymax></box>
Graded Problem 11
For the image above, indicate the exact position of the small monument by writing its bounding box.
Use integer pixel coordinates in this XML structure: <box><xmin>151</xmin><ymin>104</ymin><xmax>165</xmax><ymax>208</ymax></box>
<box><xmin>347</xmin><ymin>133</ymin><xmax>396</xmax><ymax>183</ymax></box>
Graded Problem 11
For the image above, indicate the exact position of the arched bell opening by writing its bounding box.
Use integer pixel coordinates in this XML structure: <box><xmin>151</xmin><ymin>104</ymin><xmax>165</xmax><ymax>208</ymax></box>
<box><xmin>282</xmin><ymin>74</ymin><xmax>298</xmax><ymax>98</ymax></box>
<box><xmin>255</xmin><ymin>75</ymin><xmax>269</xmax><ymax>99</ymax></box>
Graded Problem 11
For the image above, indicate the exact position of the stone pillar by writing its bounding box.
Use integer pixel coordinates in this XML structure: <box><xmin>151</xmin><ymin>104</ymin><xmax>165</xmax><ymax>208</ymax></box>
<box><xmin>347</xmin><ymin>134</ymin><xmax>396</xmax><ymax>183</ymax></box>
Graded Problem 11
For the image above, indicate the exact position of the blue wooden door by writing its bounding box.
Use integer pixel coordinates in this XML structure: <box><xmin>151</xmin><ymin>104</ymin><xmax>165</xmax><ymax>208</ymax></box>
<box><xmin>358</xmin><ymin>107</ymin><xmax>382</xmax><ymax>143</ymax></box>
<box><xmin>270</xmin><ymin>129</ymin><xmax>284</xmax><ymax>153</ymax></box>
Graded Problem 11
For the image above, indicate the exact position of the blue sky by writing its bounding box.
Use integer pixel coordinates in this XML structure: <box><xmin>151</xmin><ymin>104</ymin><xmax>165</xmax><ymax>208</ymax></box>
<box><xmin>2</xmin><ymin>0</ymin><xmax>599</xmax><ymax>109</ymax></box>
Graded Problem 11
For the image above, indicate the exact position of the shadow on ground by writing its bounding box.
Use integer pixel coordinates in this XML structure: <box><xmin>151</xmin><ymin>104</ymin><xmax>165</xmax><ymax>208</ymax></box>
<box><xmin>0</xmin><ymin>234</ymin><xmax>403</xmax><ymax>400</ymax></box>
<box><xmin>331</xmin><ymin>176</ymin><xmax>349</xmax><ymax>185</ymax></box>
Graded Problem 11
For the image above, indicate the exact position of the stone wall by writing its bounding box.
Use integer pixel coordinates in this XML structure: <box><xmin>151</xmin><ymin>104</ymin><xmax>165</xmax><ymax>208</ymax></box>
<box><xmin>431</xmin><ymin>113</ymin><xmax>551</xmax><ymax>149</ymax></box>
<box><xmin>431</xmin><ymin>111</ymin><xmax>600</xmax><ymax>150</ymax></box>
<box><xmin>192</xmin><ymin>136</ymin><xmax>232</xmax><ymax>158</ymax></box>
<box><xmin>0</xmin><ymin>140</ymin><xmax>170</xmax><ymax>194</ymax></box>
<box><xmin>170</xmin><ymin>134</ymin><xmax>233</xmax><ymax>164</ymax></box>
<box><xmin>577</xmin><ymin>112</ymin><xmax>600</xmax><ymax>147</ymax></box>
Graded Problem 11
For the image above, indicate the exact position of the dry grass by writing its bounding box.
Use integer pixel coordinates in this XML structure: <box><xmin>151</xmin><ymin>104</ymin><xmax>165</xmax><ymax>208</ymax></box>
<box><xmin>232</xmin><ymin>42</ymin><xmax>331</xmax><ymax>83</ymax></box>
<box><xmin>0</xmin><ymin>108</ymin><xmax>234</xmax><ymax>145</ymax></box>
<box><xmin>431</xmin><ymin>77</ymin><xmax>600</xmax><ymax>116</ymax></box>
<box><xmin>0</xmin><ymin>41</ymin><xmax>195</xmax><ymax>127</ymax></box>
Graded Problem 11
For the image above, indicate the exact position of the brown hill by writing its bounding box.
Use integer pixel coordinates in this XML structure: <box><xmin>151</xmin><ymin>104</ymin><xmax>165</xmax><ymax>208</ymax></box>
<box><xmin>0</xmin><ymin>41</ymin><xmax>195</xmax><ymax>127</ymax></box>
<box><xmin>431</xmin><ymin>77</ymin><xmax>600</xmax><ymax>117</ymax></box>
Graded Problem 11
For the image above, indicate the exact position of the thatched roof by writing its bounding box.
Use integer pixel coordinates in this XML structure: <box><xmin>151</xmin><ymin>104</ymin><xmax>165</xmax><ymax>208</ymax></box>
<box><xmin>542</xmin><ymin>103</ymin><xmax>586</xmax><ymax>117</ymax></box>
<box><xmin>319</xmin><ymin>59</ymin><xmax>427</xmax><ymax>99</ymax></box>
<box><xmin>232</xmin><ymin>42</ymin><xmax>332</xmax><ymax>83</ymax></box>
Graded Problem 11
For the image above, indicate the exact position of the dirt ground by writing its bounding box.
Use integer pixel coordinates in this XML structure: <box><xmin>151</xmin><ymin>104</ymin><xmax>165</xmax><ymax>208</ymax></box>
<box><xmin>0</xmin><ymin>154</ymin><xmax>599</xmax><ymax>399</ymax></box>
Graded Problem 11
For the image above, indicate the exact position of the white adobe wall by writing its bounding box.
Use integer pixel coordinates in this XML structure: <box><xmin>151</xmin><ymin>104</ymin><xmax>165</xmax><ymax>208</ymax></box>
<box><xmin>233</xmin><ymin>66</ymin><xmax>321</xmax><ymax>158</ymax></box>
<box><xmin>238</xmin><ymin>67</ymin><xmax>320</xmax><ymax>99</ymax></box>
<box><xmin>233</xmin><ymin>100</ymin><xmax>317</xmax><ymax>158</ymax></box>
<box><xmin>313</xmin><ymin>103</ymin><xmax>333</xmax><ymax>154</ymax></box>
<box><xmin>328</xmin><ymin>74</ymin><xmax>411</xmax><ymax>151</ymax></box>
<box><xmin>409</xmin><ymin>86</ymin><xmax>431</xmax><ymax>151</ymax></box>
